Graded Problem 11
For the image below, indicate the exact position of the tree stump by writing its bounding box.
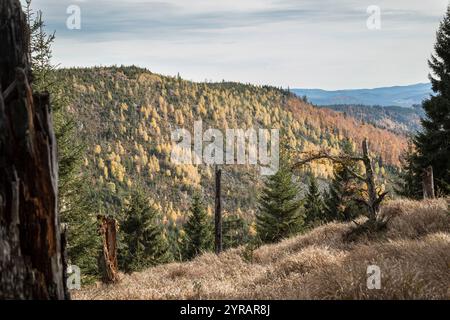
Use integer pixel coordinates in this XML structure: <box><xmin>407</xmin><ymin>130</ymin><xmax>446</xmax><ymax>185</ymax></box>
<box><xmin>98</xmin><ymin>216</ymin><xmax>120</xmax><ymax>283</ymax></box>
<box><xmin>0</xmin><ymin>0</ymin><xmax>68</xmax><ymax>299</ymax></box>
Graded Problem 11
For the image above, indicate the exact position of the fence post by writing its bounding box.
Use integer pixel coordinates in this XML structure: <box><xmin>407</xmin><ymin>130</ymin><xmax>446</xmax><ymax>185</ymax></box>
<box><xmin>214</xmin><ymin>166</ymin><xmax>223</xmax><ymax>254</ymax></box>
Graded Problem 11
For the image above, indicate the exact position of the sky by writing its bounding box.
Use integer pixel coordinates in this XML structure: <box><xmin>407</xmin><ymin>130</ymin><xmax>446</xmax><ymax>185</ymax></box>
<box><xmin>25</xmin><ymin>0</ymin><xmax>449</xmax><ymax>90</ymax></box>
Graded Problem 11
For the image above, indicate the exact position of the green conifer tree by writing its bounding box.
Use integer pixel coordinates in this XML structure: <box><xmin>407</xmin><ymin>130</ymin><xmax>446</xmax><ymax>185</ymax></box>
<box><xmin>256</xmin><ymin>156</ymin><xmax>303</xmax><ymax>244</ymax></box>
<box><xmin>118</xmin><ymin>189</ymin><xmax>172</xmax><ymax>272</ymax></box>
<box><xmin>412</xmin><ymin>6</ymin><xmax>450</xmax><ymax>195</ymax></box>
<box><xmin>182</xmin><ymin>194</ymin><xmax>213</xmax><ymax>260</ymax></box>
<box><xmin>324</xmin><ymin>139</ymin><xmax>363</xmax><ymax>222</ymax></box>
<box><xmin>396</xmin><ymin>142</ymin><xmax>423</xmax><ymax>199</ymax></box>
<box><xmin>223</xmin><ymin>214</ymin><xmax>251</xmax><ymax>250</ymax></box>
<box><xmin>304</xmin><ymin>175</ymin><xmax>325</xmax><ymax>227</ymax></box>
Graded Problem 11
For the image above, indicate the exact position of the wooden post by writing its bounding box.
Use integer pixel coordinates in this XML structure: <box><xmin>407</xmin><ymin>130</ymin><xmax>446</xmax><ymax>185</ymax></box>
<box><xmin>214</xmin><ymin>166</ymin><xmax>223</xmax><ymax>254</ymax></box>
<box><xmin>98</xmin><ymin>216</ymin><xmax>120</xmax><ymax>283</ymax></box>
<box><xmin>422</xmin><ymin>166</ymin><xmax>435</xmax><ymax>199</ymax></box>
<box><xmin>362</xmin><ymin>139</ymin><xmax>378</xmax><ymax>222</ymax></box>
<box><xmin>0</xmin><ymin>0</ymin><xmax>68</xmax><ymax>299</ymax></box>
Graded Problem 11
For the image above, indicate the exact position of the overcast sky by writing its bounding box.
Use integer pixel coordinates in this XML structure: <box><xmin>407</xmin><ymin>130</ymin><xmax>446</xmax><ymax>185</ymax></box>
<box><xmin>25</xmin><ymin>0</ymin><xmax>449</xmax><ymax>89</ymax></box>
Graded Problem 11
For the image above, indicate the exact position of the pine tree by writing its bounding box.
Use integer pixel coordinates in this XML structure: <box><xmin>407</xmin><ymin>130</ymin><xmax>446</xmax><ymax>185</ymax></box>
<box><xmin>304</xmin><ymin>175</ymin><xmax>325</xmax><ymax>227</ymax></box>
<box><xmin>118</xmin><ymin>189</ymin><xmax>172</xmax><ymax>272</ymax></box>
<box><xmin>182</xmin><ymin>194</ymin><xmax>213</xmax><ymax>260</ymax></box>
<box><xmin>396</xmin><ymin>142</ymin><xmax>422</xmax><ymax>199</ymax></box>
<box><xmin>166</xmin><ymin>220</ymin><xmax>184</xmax><ymax>262</ymax></box>
<box><xmin>256</xmin><ymin>157</ymin><xmax>303</xmax><ymax>244</ymax></box>
<box><xmin>324</xmin><ymin>139</ymin><xmax>363</xmax><ymax>222</ymax></box>
<box><xmin>412</xmin><ymin>6</ymin><xmax>450</xmax><ymax>195</ymax></box>
<box><xmin>223</xmin><ymin>214</ymin><xmax>251</xmax><ymax>250</ymax></box>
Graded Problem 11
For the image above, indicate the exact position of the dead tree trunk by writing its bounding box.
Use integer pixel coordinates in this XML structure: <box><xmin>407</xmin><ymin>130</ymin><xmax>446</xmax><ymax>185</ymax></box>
<box><xmin>362</xmin><ymin>139</ymin><xmax>378</xmax><ymax>222</ymax></box>
<box><xmin>98</xmin><ymin>216</ymin><xmax>119</xmax><ymax>283</ymax></box>
<box><xmin>422</xmin><ymin>166</ymin><xmax>435</xmax><ymax>199</ymax></box>
<box><xmin>0</xmin><ymin>0</ymin><xmax>68</xmax><ymax>299</ymax></box>
<box><xmin>214</xmin><ymin>166</ymin><xmax>223</xmax><ymax>254</ymax></box>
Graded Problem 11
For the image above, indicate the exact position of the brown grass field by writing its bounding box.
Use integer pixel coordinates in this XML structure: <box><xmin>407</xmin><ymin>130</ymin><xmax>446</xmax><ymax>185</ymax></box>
<box><xmin>73</xmin><ymin>199</ymin><xmax>450</xmax><ymax>300</ymax></box>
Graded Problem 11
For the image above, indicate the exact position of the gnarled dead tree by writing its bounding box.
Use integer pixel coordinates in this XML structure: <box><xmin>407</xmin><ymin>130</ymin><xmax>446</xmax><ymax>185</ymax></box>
<box><xmin>293</xmin><ymin>139</ymin><xmax>387</xmax><ymax>224</ymax></box>
<box><xmin>0</xmin><ymin>0</ymin><xmax>68</xmax><ymax>299</ymax></box>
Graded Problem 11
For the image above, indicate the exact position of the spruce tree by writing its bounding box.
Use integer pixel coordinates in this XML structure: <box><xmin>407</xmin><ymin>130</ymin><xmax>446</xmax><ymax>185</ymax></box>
<box><xmin>304</xmin><ymin>175</ymin><xmax>325</xmax><ymax>227</ymax></box>
<box><xmin>182</xmin><ymin>194</ymin><xmax>213</xmax><ymax>260</ymax></box>
<box><xmin>223</xmin><ymin>214</ymin><xmax>251</xmax><ymax>250</ymax></box>
<box><xmin>256</xmin><ymin>157</ymin><xmax>303</xmax><ymax>244</ymax></box>
<box><xmin>396</xmin><ymin>143</ymin><xmax>423</xmax><ymax>199</ymax></box>
<box><xmin>324</xmin><ymin>139</ymin><xmax>363</xmax><ymax>222</ymax></box>
<box><xmin>412</xmin><ymin>6</ymin><xmax>450</xmax><ymax>195</ymax></box>
<box><xmin>118</xmin><ymin>189</ymin><xmax>172</xmax><ymax>273</ymax></box>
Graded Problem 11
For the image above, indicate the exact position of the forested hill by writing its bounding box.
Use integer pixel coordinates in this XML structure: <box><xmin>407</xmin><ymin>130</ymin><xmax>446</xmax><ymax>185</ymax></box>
<box><xmin>318</xmin><ymin>104</ymin><xmax>425</xmax><ymax>135</ymax></box>
<box><xmin>56</xmin><ymin>66</ymin><xmax>407</xmax><ymax>224</ymax></box>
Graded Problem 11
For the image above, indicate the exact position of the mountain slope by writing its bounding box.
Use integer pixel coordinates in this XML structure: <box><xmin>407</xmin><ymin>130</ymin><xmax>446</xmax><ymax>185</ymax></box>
<box><xmin>292</xmin><ymin>83</ymin><xmax>432</xmax><ymax>108</ymax></box>
<box><xmin>57</xmin><ymin>66</ymin><xmax>407</xmax><ymax>226</ymax></box>
<box><xmin>73</xmin><ymin>199</ymin><xmax>450</xmax><ymax>299</ymax></box>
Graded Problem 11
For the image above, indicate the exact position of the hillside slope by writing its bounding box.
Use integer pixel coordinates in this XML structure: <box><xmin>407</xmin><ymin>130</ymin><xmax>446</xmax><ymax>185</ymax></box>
<box><xmin>319</xmin><ymin>104</ymin><xmax>425</xmax><ymax>135</ymax></box>
<box><xmin>74</xmin><ymin>199</ymin><xmax>449</xmax><ymax>300</ymax></box>
<box><xmin>57</xmin><ymin>66</ymin><xmax>407</xmax><ymax>226</ymax></box>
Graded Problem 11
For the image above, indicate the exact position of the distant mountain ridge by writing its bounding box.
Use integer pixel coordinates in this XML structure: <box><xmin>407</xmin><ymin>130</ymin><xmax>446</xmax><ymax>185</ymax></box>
<box><xmin>292</xmin><ymin>83</ymin><xmax>432</xmax><ymax>108</ymax></box>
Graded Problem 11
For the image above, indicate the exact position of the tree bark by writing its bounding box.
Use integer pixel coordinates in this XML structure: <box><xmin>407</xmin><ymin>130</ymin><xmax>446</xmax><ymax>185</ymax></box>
<box><xmin>0</xmin><ymin>0</ymin><xmax>67</xmax><ymax>299</ymax></box>
<box><xmin>362</xmin><ymin>139</ymin><xmax>377</xmax><ymax>222</ymax></box>
<box><xmin>98</xmin><ymin>216</ymin><xmax>119</xmax><ymax>283</ymax></box>
<box><xmin>214</xmin><ymin>166</ymin><xmax>222</xmax><ymax>254</ymax></box>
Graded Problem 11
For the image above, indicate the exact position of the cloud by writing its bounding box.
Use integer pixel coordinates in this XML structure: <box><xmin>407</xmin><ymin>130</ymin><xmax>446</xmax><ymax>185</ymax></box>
<box><xmin>25</xmin><ymin>0</ymin><xmax>449</xmax><ymax>89</ymax></box>
<box><xmin>32</xmin><ymin>0</ymin><xmax>444</xmax><ymax>40</ymax></box>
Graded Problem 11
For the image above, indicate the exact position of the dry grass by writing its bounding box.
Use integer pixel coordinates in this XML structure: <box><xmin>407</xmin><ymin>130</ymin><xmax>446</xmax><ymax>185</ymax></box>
<box><xmin>73</xmin><ymin>199</ymin><xmax>450</xmax><ymax>300</ymax></box>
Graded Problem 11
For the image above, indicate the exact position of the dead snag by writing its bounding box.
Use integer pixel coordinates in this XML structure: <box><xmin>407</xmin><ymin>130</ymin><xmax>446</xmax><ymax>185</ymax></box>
<box><xmin>214</xmin><ymin>166</ymin><xmax>223</xmax><ymax>254</ymax></box>
<box><xmin>0</xmin><ymin>0</ymin><xmax>68</xmax><ymax>299</ymax></box>
<box><xmin>98</xmin><ymin>215</ymin><xmax>120</xmax><ymax>283</ymax></box>
<box><xmin>422</xmin><ymin>166</ymin><xmax>435</xmax><ymax>199</ymax></box>
<box><xmin>293</xmin><ymin>138</ymin><xmax>387</xmax><ymax>223</ymax></box>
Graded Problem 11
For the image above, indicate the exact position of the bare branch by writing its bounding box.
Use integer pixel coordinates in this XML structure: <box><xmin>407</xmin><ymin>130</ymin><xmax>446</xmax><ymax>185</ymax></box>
<box><xmin>292</xmin><ymin>150</ymin><xmax>365</xmax><ymax>181</ymax></box>
<box><xmin>292</xmin><ymin>139</ymin><xmax>388</xmax><ymax>224</ymax></box>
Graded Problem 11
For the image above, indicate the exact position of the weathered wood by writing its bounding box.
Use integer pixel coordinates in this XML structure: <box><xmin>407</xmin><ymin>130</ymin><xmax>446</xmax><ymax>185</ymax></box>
<box><xmin>0</xmin><ymin>0</ymin><xmax>67</xmax><ymax>299</ymax></box>
<box><xmin>98</xmin><ymin>215</ymin><xmax>120</xmax><ymax>283</ymax></box>
<box><xmin>214</xmin><ymin>166</ymin><xmax>223</xmax><ymax>254</ymax></box>
<box><xmin>362</xmin><ymin>139</ymin><xmax>378</xmax><ymax>221</ymax></box>
<box><xmin>0</xmin><ymin>0</ymin><xmax>31</xmax><ymax>90</ymax></box>
<box><xmin>422</xmin><ymin>166</ymin><xmax>435</xmax><ymax>199</ymax></box>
